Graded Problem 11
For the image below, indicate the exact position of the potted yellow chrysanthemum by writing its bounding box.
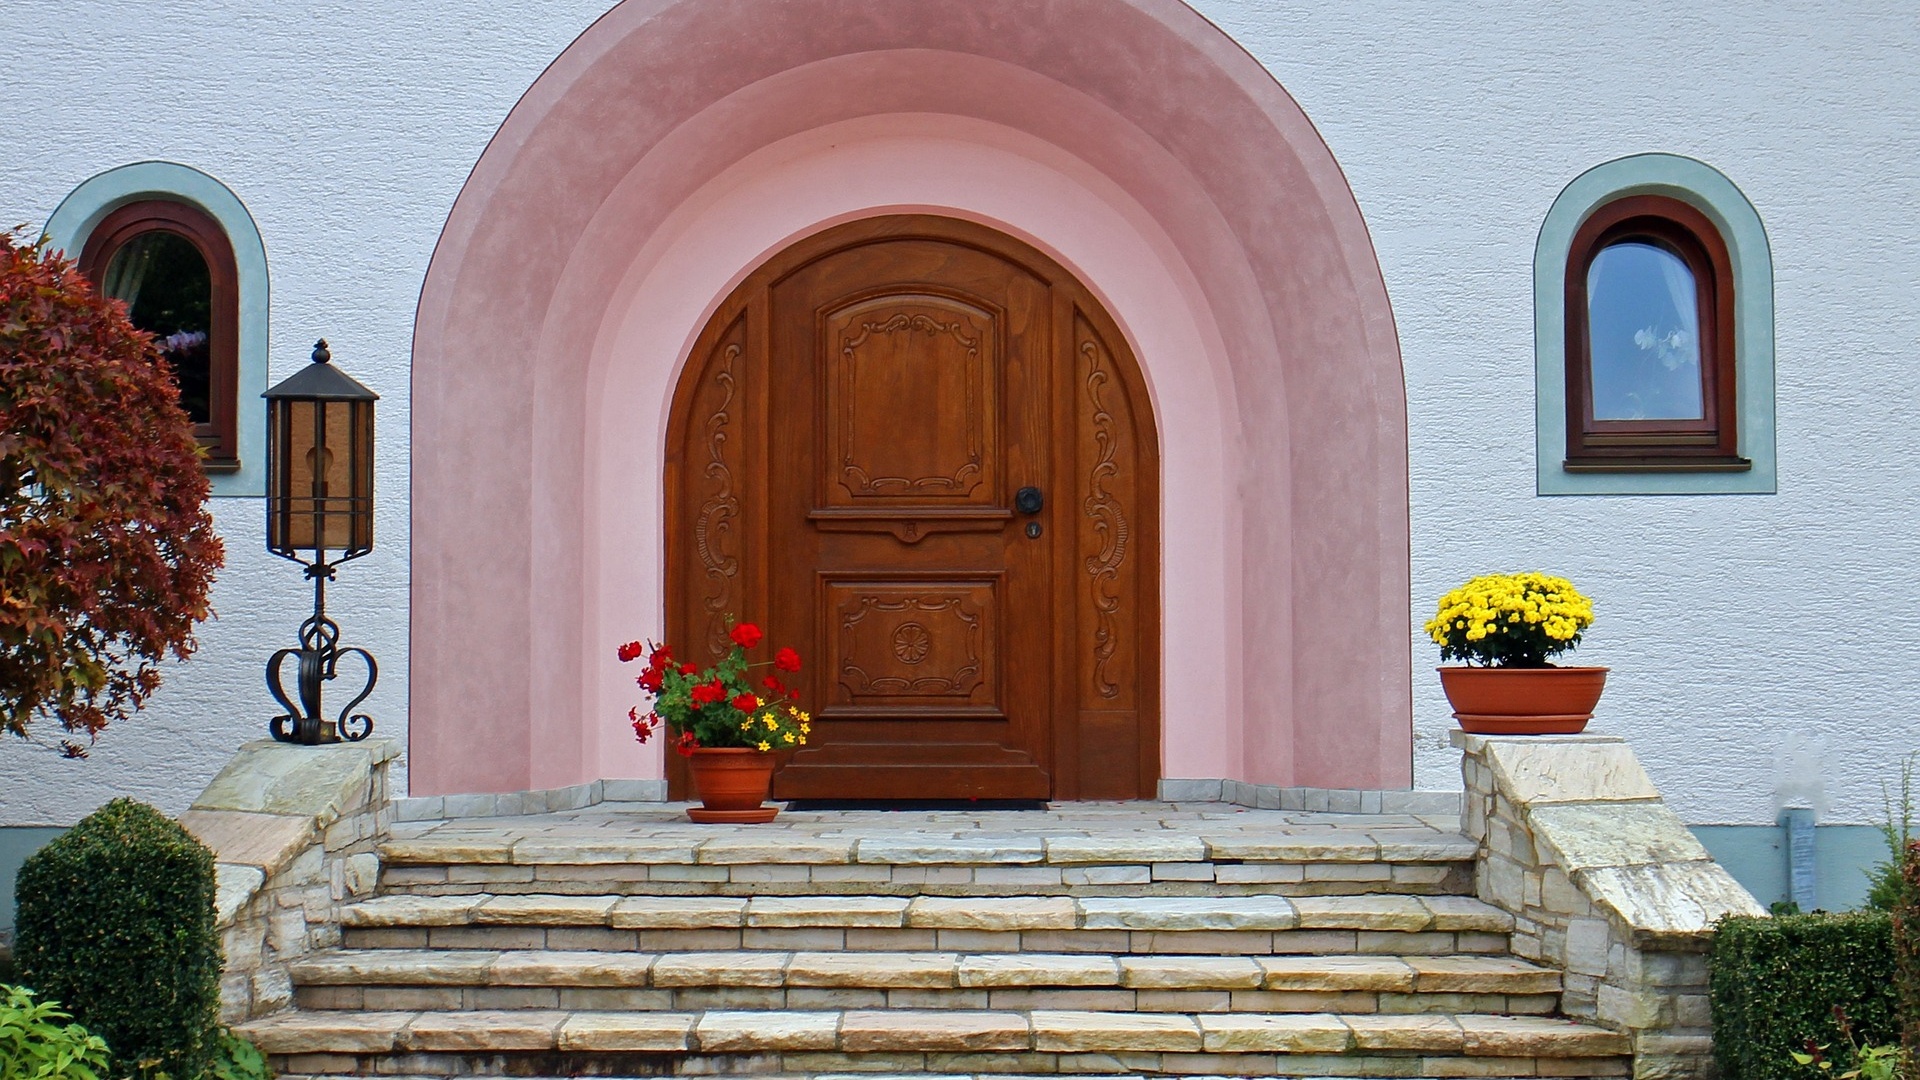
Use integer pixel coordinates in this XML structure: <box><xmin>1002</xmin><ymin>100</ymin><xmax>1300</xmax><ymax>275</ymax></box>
<box><xmin>1423</xmin><ymin>572</ymin><xmax>1604</xmax><ymax>734</ymax></box>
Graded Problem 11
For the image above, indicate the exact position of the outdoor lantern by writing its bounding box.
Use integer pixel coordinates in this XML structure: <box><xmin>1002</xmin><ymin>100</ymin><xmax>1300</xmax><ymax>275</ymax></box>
<box><xmin>262</xmin><ymin>339</ymin><xmax>379</xmax><ymax>744</ymax></box>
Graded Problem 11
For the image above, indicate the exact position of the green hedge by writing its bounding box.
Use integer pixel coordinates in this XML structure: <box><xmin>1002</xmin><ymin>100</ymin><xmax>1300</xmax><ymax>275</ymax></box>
<box><xmin>1712</xmin><ymin>911</ymin><xmax>1899</xmax><ymax>1080</ymax></box>
<box><xmin>1898</xmin><ymin>841</ymin><xmax>1920</xmax><ymax>1063</ymax></box>
<box><xmin>14</xmin><ymin>799</ymin><xmax>220</xmax><ymax>1080</ymax></box>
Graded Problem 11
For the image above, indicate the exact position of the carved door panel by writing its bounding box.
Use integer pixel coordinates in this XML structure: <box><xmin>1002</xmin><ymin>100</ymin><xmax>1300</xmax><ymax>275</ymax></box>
<box><xmin>666</xmin><ymin>217</ymin><xmax>1158</xmax><ymax>801</ymax></box>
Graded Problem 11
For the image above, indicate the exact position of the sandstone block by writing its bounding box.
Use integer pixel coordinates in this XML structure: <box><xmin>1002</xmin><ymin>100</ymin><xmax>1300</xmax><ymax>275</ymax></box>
<box><xmin>609</xmin><ymin>895</ymin><xmax>748</xmax><ymax>928</ymax></box>
<box><xmin>1118</xmin><ymin>956</ymin><xmax>1262</xmax><ymax>989</ymax></box>
<box><xmin>403</xmin><ymin>1010</ymin><xmax>565</xmax><ymax>1051</ymax></box>
<box><xmin>234</xmin><ymin>1010</ymin><xmax>411</xmax><ymax>1054</ymax></box>
<box><xmin>1343</xmin><ymin>1014</ymin><xmax>1465</xmax><ymax>1052</ymax></box>
<box><xmin>340</xmin><ymin>894</ymin><xmax>481</xmax><ymax>926</ymax></box>
<box><xmin>488</xmin><ymin>950</ymin><xmax>654</xmax><ymax>986</ymax></box>
<box><xmin>1260</xmin><ymin>955</ymin><xmax>1414</xmax><ymax>992</ymax></box>
<box><xmin>1030</xmin><ymin>1010</ymin><xmax>1202</xmax><ymax>1052</ymax></box>
<box><xmin>1199</xmin><ymin>1013</ymin><xmax>1351</xmax><ymax>1053</ymax></box>
<box><xmin>695</xmin><ymin>1010</ymin><xmax>840</xmax><ymax>1051</ymax></box>
<box><xmin>1406</xmin><ymin>955</ymin><xmax>1562</xmax><ymax>995</ymax></box>
<box><xmin>786</xmin><ymin>951</ymin><xmax>958</xmax><ymax>988</ymax></box>
<box><xmin>908</xmin><ymin>896</ymin><xmax>1076</xmax><ymax>931</ymax></box>
<box><xmin>1077</xmin><ymin>895</ymin><xmax>1297</xmax><ymax>931</ymax></box>
<box><xmin>840</xmin><ymin>1009</ymin><xmax>1030</xmax><ymax>1052</ymax></box>
<box><xmin>748</xmin><ymin>895</ymin><xmax>909</xmax><ymax>927</ymax></box>
<box><xmin>856</xmin><ymin>837</ymin><xmax>1045</xmax><ymax>864</ymax></box>
<box><xmin>1045</xmin><ymin>835</ymin><xmax>1207</xmax><ymax>864</ymax></box>
<box><xmin>651</xmin><ymin>951</ymin><xmax>790</xmax><ymax>987</ymax></box>
<box><xmin>1457</xmin><ymin>1014</ymin><xmax>1630</xmax><ymax>1057</ymax></box>
<box><xmin>476</xmin><ymin>894</ymin><xmax>616</xmax><ymax>925</ymax></box>
<box><xmin>1291</xmin><ymin>895</ymin><xmax>1432</xmax><ymax>931</ymax></box>
<box><xmin>957</xmin><ymin>954</ymin><xmax>1118</xmax><ymax>987</ymax></box>
<box><xmin>1421</xmin><ymin>895</ymin><xmax>1515</xmax><ymax>932</ymax></box>
<box><xmin>558</xmin><ymin>1011</ymin><xmax>694</xmax><ymax>1051</ymax></box>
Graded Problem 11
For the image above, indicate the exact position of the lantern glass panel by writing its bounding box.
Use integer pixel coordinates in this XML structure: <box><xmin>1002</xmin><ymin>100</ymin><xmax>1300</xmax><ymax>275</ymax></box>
<box><xmin>270</xmin><ymin>398</ymin><xmax>373</xmax><ymax>553</ymax></box>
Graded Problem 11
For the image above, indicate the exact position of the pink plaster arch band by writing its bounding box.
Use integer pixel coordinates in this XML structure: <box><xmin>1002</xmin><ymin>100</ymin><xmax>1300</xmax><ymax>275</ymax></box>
<box><xmin>410</xmin><ymin>0</ymin><xmax>1412</xmax><ymax>798</ymax></box>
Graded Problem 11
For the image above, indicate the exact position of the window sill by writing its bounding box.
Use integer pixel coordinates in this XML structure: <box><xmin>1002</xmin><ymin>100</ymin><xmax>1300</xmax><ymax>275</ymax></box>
<box><xmin>1562</xmin><ymin>457</ymin><xmax>1751</xmax><ymax>474</ymax></box>
<box><xmin>203</xmin><ymin>457</ymin><xmax>242</xmax><ymax>475</ymax></box>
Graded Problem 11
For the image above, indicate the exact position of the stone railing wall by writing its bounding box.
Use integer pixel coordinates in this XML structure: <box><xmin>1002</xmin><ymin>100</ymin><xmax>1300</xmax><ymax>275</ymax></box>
<box><xmin>1456</xmin><ymin>732</ymin><xmax>1766</xmax><ymax>1080</ymax></box>
<box><xmin>179</xmin><ymin>738</ymin><xmax>399</xmax><ymax>1022</ymax></box>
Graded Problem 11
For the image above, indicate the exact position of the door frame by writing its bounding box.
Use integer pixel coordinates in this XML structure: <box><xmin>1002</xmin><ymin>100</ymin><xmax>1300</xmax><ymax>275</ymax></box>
<box><xmin>663</xmin><ymin>214</ymin><xmax>1161</xmax><ymax>800</ymax></box>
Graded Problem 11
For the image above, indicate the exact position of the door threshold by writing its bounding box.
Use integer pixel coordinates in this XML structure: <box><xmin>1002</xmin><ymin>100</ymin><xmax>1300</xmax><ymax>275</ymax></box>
<box><xmin>782</xmin><ymin>799</ymin><xmax>1050</xmax><ymax>812</ymax></box>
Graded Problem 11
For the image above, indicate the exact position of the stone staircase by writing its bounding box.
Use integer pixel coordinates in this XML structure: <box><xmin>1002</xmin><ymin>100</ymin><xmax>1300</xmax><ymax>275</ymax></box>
<box><xmin>238</xmin><ymin>804</ymin><xmax>1631</xmax><ymax>1078</ymax></box>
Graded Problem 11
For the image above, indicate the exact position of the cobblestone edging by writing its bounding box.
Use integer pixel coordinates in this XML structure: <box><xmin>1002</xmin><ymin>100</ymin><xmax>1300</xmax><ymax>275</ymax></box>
<box><xmin>179</xmin><ymin>738</ymin><xmax>401</xmax><ymax>1022</ymax></box>
<box><xmin>1455</xmin><ymin>732</ymin><xmax>1766</xmax><ymax>1080</ymax></box>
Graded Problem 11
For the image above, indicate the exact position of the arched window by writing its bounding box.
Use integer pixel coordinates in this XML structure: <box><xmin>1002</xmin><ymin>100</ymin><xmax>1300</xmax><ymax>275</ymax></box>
<box><xmin>1564</xmin><ymin>195</ymin><xmax>1744</xmax><ymax>472</ymax></box>
<box><xmin>78</xmin><ymin>199</ymin><xmax>241</xmax><ymax>469</ymax></box>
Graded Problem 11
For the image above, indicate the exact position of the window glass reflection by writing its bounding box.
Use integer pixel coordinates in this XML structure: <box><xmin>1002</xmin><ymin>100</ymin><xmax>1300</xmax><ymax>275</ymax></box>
<box><xmin>1586</xmin><ymin>240</ymin><xmax>1703</xmax><ymax>421</ymax></box>
<box><xmin>102</xmin><ymin>231</ymin><xmax>212</xmax><ymax>423</ymax></box>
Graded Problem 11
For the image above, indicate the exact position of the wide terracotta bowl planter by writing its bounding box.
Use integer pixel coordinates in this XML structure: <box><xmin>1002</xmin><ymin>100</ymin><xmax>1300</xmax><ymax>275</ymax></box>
<box><xmin>1437</xmin><ymin>666</ymin><xmax>1609</xmax><ymax>735</ymax></box>
<box><xmin>685</xmin><ymin>747</ymin><xmax>779</xmax><ymax>823</ymax></box>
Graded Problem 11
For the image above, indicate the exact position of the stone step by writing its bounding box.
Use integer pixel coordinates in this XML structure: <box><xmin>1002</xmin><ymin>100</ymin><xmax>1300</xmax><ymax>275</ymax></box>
<box><xmin>242</xmin><ymin>1008</ymin><xmax>1629</xmax><ymax>1078</ymax></box>
<box><xmin>376</xmin><ymin>829</ymin><xmax>1476</xmax><ymax>897</ymax></box>
<box><xmin>343</xmin><ymin>892</ymin><xmax>1509</xmax><ymax>934</ymax></box>
<box><xmin>291</xmin><ymin>949</ymin><xmax>1562</xmax><ymax>1015</ymax></box>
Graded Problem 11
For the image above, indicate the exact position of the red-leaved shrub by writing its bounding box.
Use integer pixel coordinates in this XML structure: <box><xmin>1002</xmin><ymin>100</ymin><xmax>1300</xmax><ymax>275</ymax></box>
<box><xmin>0</xmin><ymin>232</ymin><xmax>223</xmax><ymax>753</ymax></box>
<box><xmin>1897</xmin><ymin>840</ymin><xmax>1920</xmax><ymax>1068</ymax></box>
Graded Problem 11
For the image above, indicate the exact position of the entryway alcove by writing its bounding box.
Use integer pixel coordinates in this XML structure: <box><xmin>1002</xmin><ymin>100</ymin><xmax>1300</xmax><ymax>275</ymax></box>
<box><xmin>408</xmin><ymin>0</ymin><xmax>1412</xmax><ymax>799</ymax></box>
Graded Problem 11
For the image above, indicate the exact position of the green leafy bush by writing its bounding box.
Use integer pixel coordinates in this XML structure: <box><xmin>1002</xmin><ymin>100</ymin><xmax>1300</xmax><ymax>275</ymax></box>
<box><xmin>1897</xmin><ymin>841</ymin><xmax>1920</xmax><ymax>1066</ymax></box>
<box><xmin>207</xmin><ymin>1028</ymin><xmax>272</xmax><ymax>1080</ymax></box>
<box><xmin>1713</xmin><ymin>911</ymin><xmax>1899</xmax><ymax>1080</ymax></box>
<box><xmin>0</xmin><ymin>984</ymin><xmax>111</xmax><ymax>1080</ymax></box>
<box><xmin>13</xmin><ymin>799</ymin><xmax>220</xmax><ymax>1080</ymax></box>
<box><xmin>1870</xmin><ymin>755</ymin><xmax>1917</xmax><ymax>911</ymax></box>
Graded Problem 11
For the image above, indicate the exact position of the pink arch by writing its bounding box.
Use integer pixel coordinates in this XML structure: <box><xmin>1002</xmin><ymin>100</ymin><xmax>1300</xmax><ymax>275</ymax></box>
<box><xmin>411</xmin><ymin>0</ymin><xmax>1411</xmax><ymax>796</ymax></box>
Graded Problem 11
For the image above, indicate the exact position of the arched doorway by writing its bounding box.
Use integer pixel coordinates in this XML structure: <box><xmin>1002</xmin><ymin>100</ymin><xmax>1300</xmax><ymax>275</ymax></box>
<box><xmin>409</xmin><ymin>0</ymin><xmax>1412</xmax><ymax>800</ymax></box>
<box><xmin>666</xmin><ymin>216</ymin><xmax>1159</xmax><ymax>801</ymax></box>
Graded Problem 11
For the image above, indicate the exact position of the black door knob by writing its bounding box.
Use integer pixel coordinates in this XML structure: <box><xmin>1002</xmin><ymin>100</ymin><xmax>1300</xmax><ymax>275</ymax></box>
<box><xmin>1015</xmin><ymin>486</ymin><xmax>1044</xmax><ymax>515</ymax></box>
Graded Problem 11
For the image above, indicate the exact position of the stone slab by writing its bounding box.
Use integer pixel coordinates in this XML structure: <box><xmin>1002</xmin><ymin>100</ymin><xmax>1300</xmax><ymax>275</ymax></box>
<box><xmin>293</xmin><ymin>949</ymin><xmax>496</xmax><ymax>985</ymax></box>
<box><xmin>1199</xmin><ymin>1013</ymin><xmax>1353</xmax><ymax>1053</ymax></box>
<box><xmin>1030</xmin><ymin>1010</ymin><xmax>1202</xmax><ymax>1052</ymax></box>
<box><xmin>748</xmin><ymin>895</ymin><xmax>910</xmax><ymax>927</ymax></box>
<box><xmin>855</xmin><ymin>837</ymin><xmax>1046</xmax><ymax>865</ymax></box>
<box><xmin>235</xmin><ymin>1010</ymin><xmax>412</xmax><ymax>1054</ymax></box>
<box><xmin>1117</xmin><ymin>956</ymin><xmax>1262</xmax><ymax>989</ymax></box>
<box><xmin>1259</xmin><ymin>955</ymin><xmax>1415</xmax><ymax>992</ymax></box>
<box><xmin>1203</xmin><ymin>833</ymin><xmax>1381</xmax><ymax>861</ymax></box>
<box><xmin>191</xmin><ymin>738</ymin><xmax>398</xmax><ymax>825</ymax></box>
<box><xmin>1290</xmin><ymin>894</ymin><xmax>1432</xmax><ymax>931</ymax></box>
<box><xmin>402</xmin><ymin>1010</ymin><xmax>565</xmax><ymax>1051</ymax></box>
<box><xmin>1472</xmin><ymin>736</ymin><xmax>1660</xmax><ymax>804</ymax></box>
<box><xmin>509</xmin><ymin>836</ymin><xmax>701</xmax><ymax>864</ymax></box>
<box><xmin>1043</xmin><ymin>836</ymin><xmax>1207</xmax><ymax>864</ymax></box>
<box><xmin>476</xmin><ymin>894</ymin><xmax>618</xmax><ymax>925</ymax></box>
<box><xmin>1576</xmin><ymin>861</ymin><xmax>1767</xmax><ymax>940</ymax></box>
<box><xmin>381</xmin><ymin>837</ymin><xmax>516</xmax><ymax>864</ymax></box>
<box><xmin>1343</xmin><ymin>1013</ymin><xmax>1465</xmax><ymax>1052</ymax></box>
<box><xmin>1527</xmin><ymin>802</ymin><xmax>1710</xmax><ymax>871</ymax></box>
<box><xmin>909</xmin><ymin>896</ymin><xmax>1077</xmax><ymax>931</ymax></box>
<box><xmin>1456</xmin><ymin>1014</ymin><xmax>1631</xmax><ymax>1057</ymax></box>
<box><xmin>957</xmin><ymin>954</ymin><xmax>1119</xmax><ymax>988</ymax></box>
<box><xmin>1420</xmin><ymin>895</ymin><xmax>1515</xmax><ymax>932</ymax></box>
<box><xmin>694</xmin><ymin>1010</ymin><xmax>840</xmax><ymax>1051</ymax></box>
<box><xmin>214</xmin><ymin>863</ymin><xmax>266</xmax><ymax>926</ymax></box>
<box><xmin>787</xmin><ymin>951</ymin><xmax>959</xmax><ymax>988</ymax></box>
<box><xmin>697</xmin><ymin>836</ymin><xmax>855</xmax><ymax>864</ymax></box>
<box><xmin>651</xmin><ymin>951</ymin><xmax>790</xmax><ymax>987</ymax></box>
<box><xmin>488</xmin><ymin>950</ymin><xmax>655</xmax><ymax>986</ymax></box>
<box><xmin>1076</xmin><ymin>895</ymin><xmax>1297</xmax><ymax>931</ymax></box>
<box><xmin>340</xmin><ymin>895</ymin><xmax>483</xmax><ymax>926</ymax></box>
<box><xmin>182</xmin><ymin>810</ymin><xmax>316</xmax><ymax>878</ymax></box>
<box><xmin>610</xmin><ymin>895</ymin><xmax>748</xmax><ymax>928</ymax></box>
<box><xmin>840</xmin><ymin>1010</ymin><xmax>1030</xmax><ymax>1052</ymax></box>
<box><xmin>1405</xmin><ymin>955</ymin><xmax>1562</xmax><ymax>995</ymax></box>
<box><xmin>558</xmin><ymin>1011</ymin><xmax>694</xmax><ymax>1051</ymax></box>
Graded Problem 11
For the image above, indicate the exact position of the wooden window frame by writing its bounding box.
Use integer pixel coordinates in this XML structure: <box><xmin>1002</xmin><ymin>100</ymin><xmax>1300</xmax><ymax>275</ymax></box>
<box><xmin>78</xmin><ymin>199</ymin><xmax>242</xmax><ymax>471</ymax></box>
<box><xmin>1563</xmin><ymin>194</ymin><xmax>1748</xmax><ymax>472</ymax></box>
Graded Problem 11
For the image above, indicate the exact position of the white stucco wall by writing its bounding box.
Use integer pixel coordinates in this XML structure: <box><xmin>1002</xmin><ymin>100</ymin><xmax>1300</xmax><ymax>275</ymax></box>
<box><xmin>2</xmin><ymin>0</ymin><xmax>1915</xmax><ymax>827</ymax></box>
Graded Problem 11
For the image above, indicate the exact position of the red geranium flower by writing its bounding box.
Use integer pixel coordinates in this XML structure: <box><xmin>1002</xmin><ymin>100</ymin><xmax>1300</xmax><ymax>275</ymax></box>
<box><xmin>732</xmin><ymin>692</ymin><xmax>758</xmax><ymax>713</ymax></box>
<box><xmin>730</xmin><ymin>622</ymin><xmax>763</xmax><ymax>648</ymax></box>
<box><xmin>762</xmin><ymin>675</ymin><xmax>785</xmax><ymax>696</ymax></box>
<box><xmin>774</xmin><ymin>647</ymin><xmax>801</xmax><ymax>672</ymax></box>
<box><xmin>690</xmin><ymin>680</ymin><xmax>727</xmax><ymax>706</ymax></box>
<box><xmin>617</xmin><ymin>640</ymin><xmax>646</xmax><ymax>663</ymax></box>
<box><xmin>649</xmin><ymin>645</ymin><xmax>672</xmax><ymax>668</ymax></box>
<box><xmin>679</xmin><ymin>664</ymin><xmax>696</xmax><ymax>676</ymax></box>
<box><xmin>637</xmin><ymin>668</ymin><xmax>664</xmax><ymax>693</ymax></box>
<box><xmin>674</xmin><ymin>731</ymin><xmax>701</xmax><ymax>757</ymax></box>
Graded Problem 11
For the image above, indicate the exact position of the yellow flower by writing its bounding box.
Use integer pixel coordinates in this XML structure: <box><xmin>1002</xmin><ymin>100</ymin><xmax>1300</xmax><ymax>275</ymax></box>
<box><xmin>756</xmin><ymin>740</ymin><xmax>771</xmax><ymax>752</ymax></box>
<box><xmin>782</xmin><ymin>732</ymin><xmax>796</xmax><ymax>744</ymax></box>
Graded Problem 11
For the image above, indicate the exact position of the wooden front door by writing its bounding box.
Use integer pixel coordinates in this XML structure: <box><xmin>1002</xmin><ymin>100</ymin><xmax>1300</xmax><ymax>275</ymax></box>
<box><xmin>666</xmin><ymin>216</ymin><xmax>1158</xmax><ymax>800</ymax></box>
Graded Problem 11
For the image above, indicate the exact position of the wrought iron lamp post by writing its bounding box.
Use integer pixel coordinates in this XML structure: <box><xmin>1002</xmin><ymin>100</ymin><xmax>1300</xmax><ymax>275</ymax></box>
<box><xmin>263</xmin><ymin>339</ymin><xmax>379</xmax><ymax>744</ymax></box>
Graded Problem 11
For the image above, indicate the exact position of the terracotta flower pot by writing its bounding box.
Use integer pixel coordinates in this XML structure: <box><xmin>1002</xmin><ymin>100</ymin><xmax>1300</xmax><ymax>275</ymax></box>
<box><xmin>685</xmin><ymin>747</ymin><xmax>780</xmax><ymax>823</ymax></box>
<box><xmin>1437</xmin><ymin>666</ymin><xmax>1609</xmax><ymax>735</ymax></box>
